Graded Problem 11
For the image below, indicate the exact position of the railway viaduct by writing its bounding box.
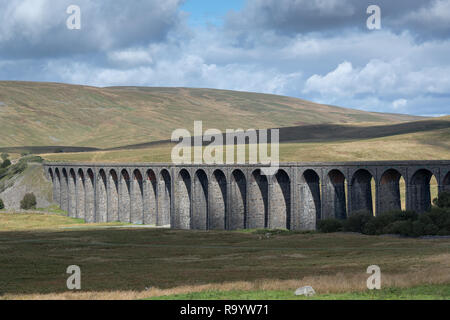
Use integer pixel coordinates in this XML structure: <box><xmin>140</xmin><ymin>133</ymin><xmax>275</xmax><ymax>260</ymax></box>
<box><xmin>43</xmin><ymin>161</ymin><xmax>450</xmax><ymax>231</ymax></box>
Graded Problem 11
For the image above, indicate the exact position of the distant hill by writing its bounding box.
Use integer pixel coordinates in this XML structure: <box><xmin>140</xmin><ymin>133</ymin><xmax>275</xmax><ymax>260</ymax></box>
<box><xmin>0</xmin><ymin>81</ymin><xmax>424</xmax><ymax>149</ymax></box>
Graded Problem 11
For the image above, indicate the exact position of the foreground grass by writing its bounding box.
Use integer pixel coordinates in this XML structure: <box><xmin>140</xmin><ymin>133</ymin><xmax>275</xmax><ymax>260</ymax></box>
<box><xmin>0</xmin><ymin>213</ymin><xmax>449</xmax><ymax>299</ymax></box>
<box><xmin>0</xmin><ymin>211</ymin><xmax>126</xmax><ymax>231</ymax></box>
<box><xmin>150</xmin><ymin>284</ymin><xmax>450</xmax><ymax>300</ymax></box>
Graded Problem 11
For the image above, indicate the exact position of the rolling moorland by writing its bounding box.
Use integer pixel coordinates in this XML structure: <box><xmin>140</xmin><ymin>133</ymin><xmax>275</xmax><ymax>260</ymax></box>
<box><xmin>0</xmin><ymin>81</ymin><xmax>448</xmax><ymax>163</ymax></box>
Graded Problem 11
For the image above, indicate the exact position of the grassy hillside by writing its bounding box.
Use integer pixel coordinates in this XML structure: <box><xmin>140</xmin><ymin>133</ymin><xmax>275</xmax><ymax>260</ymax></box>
<box><xmin>0</xmin><ymin>81</ymin><xmax>423</xmax><ymax>149</ymax></box>
<box><xmin>42</xmin><ymin>122</ymin><xmax>450</xmax><ymax>163</ymax></box>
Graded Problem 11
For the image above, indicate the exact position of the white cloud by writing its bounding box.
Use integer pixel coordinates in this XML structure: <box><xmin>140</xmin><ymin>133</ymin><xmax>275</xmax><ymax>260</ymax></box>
<box><xmin>392</xmin><ymin>99</ymin><xmax>408</xmax><ymax>110</ymax></box>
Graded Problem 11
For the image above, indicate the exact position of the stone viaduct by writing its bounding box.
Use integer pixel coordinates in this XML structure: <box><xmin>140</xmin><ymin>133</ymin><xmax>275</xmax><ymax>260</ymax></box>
<box><xmin>43</xmin><ymin>161</ymin><xmax>450</xmax><ymax>231</ymax></box>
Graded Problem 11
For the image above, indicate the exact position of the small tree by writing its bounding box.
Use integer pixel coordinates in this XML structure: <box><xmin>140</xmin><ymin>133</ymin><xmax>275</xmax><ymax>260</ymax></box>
<box><xmin>20</xmin><ymin>193</ymin><xmax>37</xmax><ymax>210</ymax></box>
<box><xmin>433</xmin><ymin>192</ymin><xmax>450</xmax><ymax>209</ymax></box>
<box><xmin>0</xmin><ymin>153</ymin><xmax>8</xmax><ymax>161</ymax></box>
<box><xmin>0</xmin><ymin>198</ymin><xmax>4</xmax><ymax>210</ymax></box>
<box><xmin>1</xmin><ymin>159</ymin><xmax>11</xmax><ymax>168</ymax></box>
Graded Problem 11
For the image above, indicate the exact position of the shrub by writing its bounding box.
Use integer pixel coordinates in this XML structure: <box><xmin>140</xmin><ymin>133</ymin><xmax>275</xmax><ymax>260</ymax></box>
<box><xmin>433</xmin><ymin>192</ymin><xmax>450</xmax><ymax>209</ymax></box>
<box><xmin>317</xmin><ymin>219</ymin><xmax>343</xmax><ymax>233</ymax></box>
<box><xmin>20</xmin><ymin>193</ymin><xmax>37</xmax><ymax>210</ymax></box>
<box><xmin>383</xmin><ymin>220</ymin><xmax>413</xmax><ymax>236</ymax></box>
<box><xmin>1</xmin><ymin>153</ymin><xmax>8</xmax><ymax>161</ymax></box>
<box><xmin>0</xmin><ymin>198</ymin><xmax>4</xmax><ymax>210</ymax></box>
<box><xmin>0</xmin><ymin>159</ymin><xmax>11</xmax><ymax>168</ymax></box>
<box><xmin>343</xmin><ymin>211</ymin><xmax>373</xmax><ymax>233</ymax></box>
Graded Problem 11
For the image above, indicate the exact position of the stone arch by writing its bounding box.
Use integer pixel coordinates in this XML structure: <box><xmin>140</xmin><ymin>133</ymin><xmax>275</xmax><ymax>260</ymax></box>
<box><xmin>68</xmin><ymin>169</ymin><xmax>77</xmax><ymax>217</ymax></box>
<box><xmin>248</xmin><ymin>169</ymin><xmax>268</xmax><ymax>229</ymax></box>
<box><xmin>76</xmin><ymin>169</ymin><xmax>85</xmax><ymax>220</ymax></box>
<box><xmin>144</xmin><ymin>170</ymin><xmax>157</xmax><ymax>225</ymax></box>
<box><xmin>350</xmin><ymin>169</ymin><xmax>374</xmax><ymax>216</ymax></box>
<box><xmin>175</xmin><ymin>169</ymin><xmax>191</xmax><ymax>229</ymax></box>
<box><xmin>158</xmin><ymin>169</ymin><xmax>171</xmax><ymax>226</ymax></box>
<box><xmin>210</xmin><ymin>170</ymin><xmax>227</xmax><ymax>230</ymax></box>
<box><xmin>119</xmin><ymin>169</ymin><xmax>131</xmax><ymax>222</ymax></box>
<box><xmin>96</xmin><ymin>169</ymin><xmax>108</xmax><ymax>223</ymax></box>
<box><xmin>270</xmin><ymin>169</ymin><xmax>291</xmax><ymax>229</ymax></box>
<box><xmin>297</xmin><ymin>169</ymin><xmax>321</xmax><ymax>230</ymax></box>
<box><xmin>131</xmin><ymin>169</ymin><xmax>144</xmax><ymax>224</ymax></box>
<box><xmin>229</xmin><ymin>169</ymin><xmax>247</xmax><ymax>230</ymax></box>
<box><xmin>108</xmin><ymin>170</ymin><xmax>119</xmax><ymax>222</ymax></box>
<box><xmin>378</xmin><ymin>169</ymin><xmax>403</xmax><ymax>214</ymax></box>
<box><xmin>60</xmin><ymin>168</ymin><xmax>69</xmax><ymax>212</ymax></box>
<box><xmin>192</xmin><ymin>169</ymin><xmax>208</xmax><ymax>230</ymax></box>
<box><xmin>409</xmin><ymin>169</ymin><xmax>435</xmax><ymax>213</ymax></box>
<box><xmin>49</xmin><ymin>168</ymin><xmax>60</xmax><ymax>205</ymax></box>
<box><xmin>85</xmin><ymin>169</ymin><xmax>95</xmax><ymax>223</ymax></box>
<box><xmin>323</xmin><ymin>169</ymin><xmax>347</xmax><ymax>220</ymax></box>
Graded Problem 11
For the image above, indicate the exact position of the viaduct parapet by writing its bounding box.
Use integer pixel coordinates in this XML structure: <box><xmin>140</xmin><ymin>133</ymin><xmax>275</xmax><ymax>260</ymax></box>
<box><xmin>43</xmin><ymin>161</ymin><xmax>450</xmax><ymax>231</ymax></box>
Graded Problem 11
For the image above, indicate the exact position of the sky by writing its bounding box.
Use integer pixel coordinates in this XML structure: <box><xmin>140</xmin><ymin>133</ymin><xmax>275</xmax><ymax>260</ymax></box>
<box><xmin>0</xmin><ymin>0</ymin><xmax>449</xmax><ymax>116</ymax></box>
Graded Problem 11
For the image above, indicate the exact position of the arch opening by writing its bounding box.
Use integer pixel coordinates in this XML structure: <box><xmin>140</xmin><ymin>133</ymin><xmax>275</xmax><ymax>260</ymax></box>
<box><xmin>76</xmin><ymin>169</ymin><xmax>85</xmax><ymax>220</ymax></box>
<box><xmin>119</xmin><ymin>169</ymin><xmax>131</xmax><ymax>223</ymax></box>
<box><xmin>158</xmin><ymin>170</ymin><xmax>172</xmax><ymax>227</ymax></box>
<box><xmin>442</xmin><ymin>172</ymin><xmax>450</xmax><ymax>194</ymax></box>
<box><xmin>61</xmin><ymin>169</ymin><xmax>69</xmax><ymax>212</ymax></box>
<box><xmin>229</xmin><ymin>170</ymin><xmax>247</xmax><ymax>230</ymax></box>
<box><xmin>108</xmin><ymin>170</ymin><xmax>119</xmax><ymax>222</ymax></box>
<box><xmin>131</xmin><ymin>170</ymin><xmax>144</xmax><ymax>224</ymax></box>
<box><xmin>378</xmin><ymin>169</ymin><xmax>404</xmax><ymax>214</ymax></box>
<box><xmin>210</xmin><ymin>170</ymin><xmax>227</xmax><ymax>230</ymax></box>
<box><xmin>68</xmin><ymin>169</ymin><xmax>77</xmax><ymax>218</ymax></box>
<box><xmin>85</xmin><ymin>169</ymin><xmax>95</xmax><ymax>223</ymax></box>
<box><xmin>323</xmin><ymin>170</ymin><xmax>347</xmax><ymax>220</ymax></box>
<box><xmin>193</xmin><ymin>170</ymin><xmax>208</xmax><ymax>230</ymax></box>
<box><xmin>350</xmin><ymin>169</ymin><xmax>375</xmax><ymax>216</ymax></box>
<box><xmin>96</xmin><ymin>170</ymin><xmax>108</xmax><ymax>223</ymax></box>
<box><xmin>175</xmin><ymin>169</ymin><xmax>191</xmax><ymax>229</ymax></box>
<box><xmin>409</xmin><ymin>169</ymin><xmax>432</xmax><ymax>213</ymax></box>
<box><xmin>248</xmin><ymin>169</ymin><xmax>268</xmax><ymax>229</ymax></box>
<box><xmin>144</xmin><ymin>170</ymin><xmax>157</xmax><ymax>225</ymax></box>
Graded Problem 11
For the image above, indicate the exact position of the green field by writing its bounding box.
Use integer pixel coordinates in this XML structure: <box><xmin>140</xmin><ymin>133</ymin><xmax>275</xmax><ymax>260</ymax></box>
<box><xmin>0</xmin><ymin>212</ymin><xmax>448</xmax><ymax>300</ymax></box>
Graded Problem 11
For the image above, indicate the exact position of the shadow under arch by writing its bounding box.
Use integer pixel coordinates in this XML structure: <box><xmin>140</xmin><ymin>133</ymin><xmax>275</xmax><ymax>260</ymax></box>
<box><xmin>76</xmin><ymin>169</ymin><xmax>85</xmax><ymax>220</ymax></box>
<box><xmin>85</xmin><ymin>169</ymin><xmax>95</xmax><ymax>223</ymax></box>
<box><xmin>378</xmin><ymin>169</ymin><xmax>404</xmax><ymax>214</ymax></box>
<box><xmin>108</xmin><ymin>169</ymin><xmax>119</xmax><ymax>222</ymax></box>
<box><xmin>144</xmin><ymin>169</ymin><xmax>157</xmax><ymax>225</ymax></box>
<box><xmin>175</xmin><ymin>169</ymin><xmax>191</xmax><ymax>229</ymax></box>
<box><xmin>409</xmin><ymin>169</ymin><xmax>436</xmax><ymax>213</ymax></box>
<box><xmin>323</xmin><ymin>169</ymin><xmax>347</xmax><ymax>220</ymax></box>
<box><xmin>192</xmin><ymin>169</ymin><xmax>208</xmax><ymax>230</ymax></box>
<box><xmin>96</xmin><ymin>169</ymin><xmax>108</xmax><ymax>223</ymax></box>
<box><xmin>229</xmin><ymin>169</ymin><xmax>247</xmax><ymax>230</ymax></box>
<box><xmin>131</xmin><ymin>169</ymin><xmax>144</xmax><ymax>224</ymax></box>
<box><xmin>210</xmin><ymin>169</ymin><xmax>227</xmax><ymax>230</ymax></box>
<box><xmin>119</xmin><ymin>169</ymin><xmax>131</xmax><ymax>223</ymax></box>
<box><xmin>350</xmin><ymin>169</ymin><xmax>375</xmax><ymax>216</ymax></box>
<box><xmin>158</xmin><ymin>169</ymin><xmax>172</xmax><ymax>227</ymax></box>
